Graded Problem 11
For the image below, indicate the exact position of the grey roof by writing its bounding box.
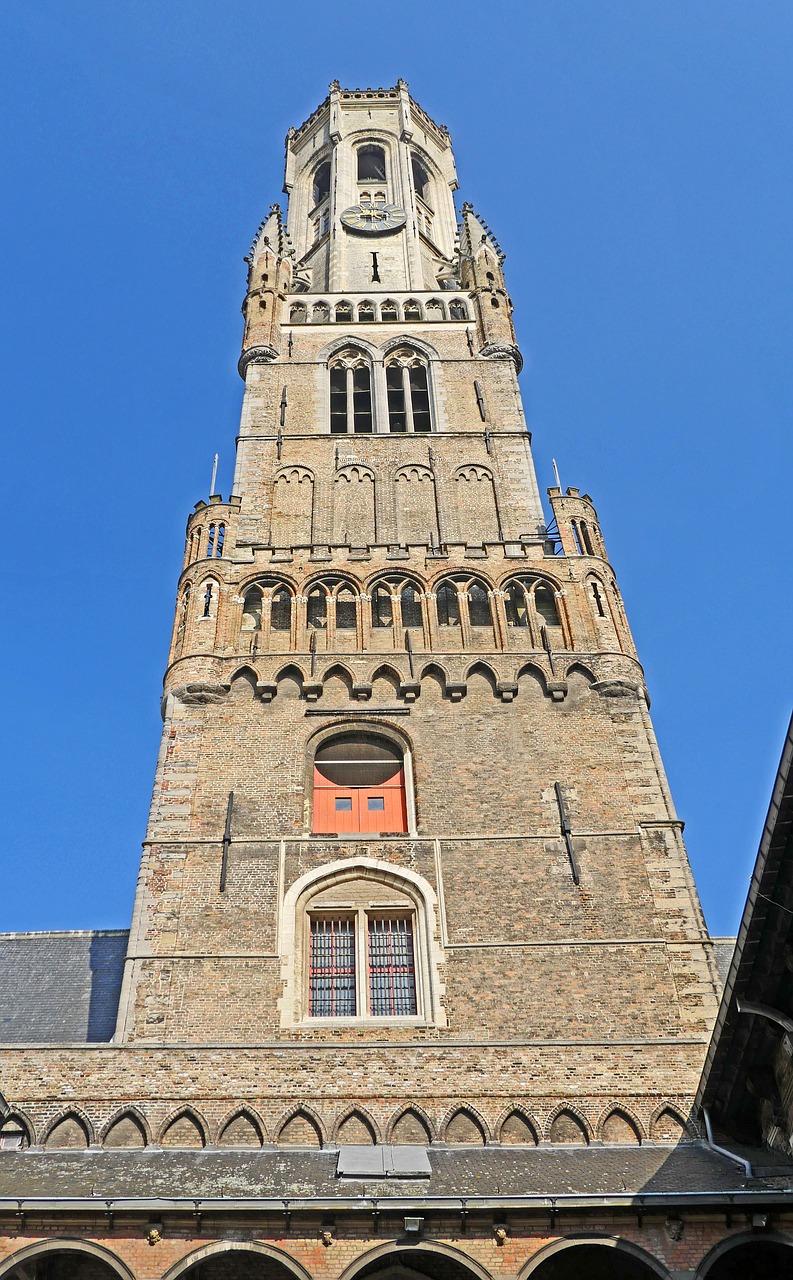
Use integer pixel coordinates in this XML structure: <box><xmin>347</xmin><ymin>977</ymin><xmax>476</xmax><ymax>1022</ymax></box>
<box><xmin>711</xmin><ymin>937</ymin><xmax>736</xmax><ymax>986</ymax></box>
<box><xmin>0</xmin><ymin>930</ymin><xmax>128</xmax><ymax>1043</ymax></box>
<box><xmin>0</xmin><ymin>1143</ymin><xmax>790</xmax><ymax>1206</ymax></box>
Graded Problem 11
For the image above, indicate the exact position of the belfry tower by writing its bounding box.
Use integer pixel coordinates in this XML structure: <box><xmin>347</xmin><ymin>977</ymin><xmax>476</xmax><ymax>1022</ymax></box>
<box><xmin>113</xmin><ymin>77</ymin><xmax>721</xmax><ymax>1125</ymax></box>
<box><xmin>7</xmin><ymin>81</ymin><xmax>779</xmax><ymax>1280</ymax></box>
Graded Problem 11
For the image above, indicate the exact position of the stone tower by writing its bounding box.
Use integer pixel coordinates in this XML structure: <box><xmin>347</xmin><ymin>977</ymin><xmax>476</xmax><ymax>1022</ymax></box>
<box><xmin>4</xmin><ymin>79</ymin><xmax>786</xmax><ymax>1280</ymax></box>
<box><xmin>110</xmin><ymin>78</ymin><xmax>721</xmax><ymax>1143</ymax></box>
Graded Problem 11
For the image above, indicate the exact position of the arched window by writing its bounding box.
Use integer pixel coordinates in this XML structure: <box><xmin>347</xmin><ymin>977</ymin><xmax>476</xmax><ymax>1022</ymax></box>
<box><xmin>202</xmin><ymin>583</ymin><xmax>213</xmax><ymax>618</ymax></box>
<box><xmin>368</xmin><ymin>577</ymin><xmax>424</xmax><ymax>640</ymax></box>
<box><xmin>335</xmin><ymin>585</ymin><xmax>358</xmax><ymax>630</ymax></box>
<box><xmin>214</xmin><ymin>524</ymin><xmax>225</xmax><ymax>557</ymax></box>
<box><xmin>404</xmin><ymin>299</ymin><xmax>422</xmax><ymax>321</ymax></box>
<box><xmin>571</xmin><ymin>520</ymin><xmax>584</xmax><ymax>554</ymax></box>
<box><xmin>312</xmin><ymin>159</ymin><xmax>331</xmax><ymax>206</ymax></box>
<box><xmin>307</xmin><ymin>585</ymin><xmax>328</xmax><ymax>630</ymax></box>
<box><xmin>306</xmin><ymin>579</ymin><xmax>360</xmax><ymax>637</ymax></box>
<box><xmin>175</xmin><ymin>583</ymin><xmax>191</xmax><ymax>653</ymax></box>
<box><xmin>449</xmin><ymin>298</ymin><xmax>468</xmax><ymax>320</ymax></box>
<box><xmin>411</xmin><ymin>154</ymin><xmax>431</xmax><ymax>204</ymax></box>
<box><xmin>385</xmin><ymin>349</ymin><xmax>432</xmax><ymax>433</ymax></box>
<box><xmin>358</xmin><ymin>300</ymin><xmax>375</xmax><ymax>323</ymax></box>
<box><xmin>435</xmin><ymin>576</ymin><xmax>494</xmax><ymax>637</ymax></box>
<box><xmin>239</xmin><ymin>580</ymin><xmax>293</xmax><ymax>649</ymax></box>
<box><xmin>357</xmin><ymin>144</ymin><xmax>386</xmax><ymax>182</ymax></box>
<box><xmin>579</xmin><ymin>519</ymin><xmax>595</xmax><ymax>555</ymax></box>
<box><xmin>426</xmin><ymin>299</ymin><xmax>445</xmax><ymax>320</ymax></box>
<box><xmin>312</xmin><ymin>301</ymin><xmax>330</xmax><ymax>322</ymax></box>
<box><xmin>241</xmin><ymin>586</ymin><xmax>263</xmax><ymax>631</ymax></box>
<box><xmin>207</xmin><ymin>524</ymin><xmax>216</xmax><ymax>556</ymax></box>
<box><xmin>504</xmin><ymin>576</ymin><xmax>563</xmax><ymax>648</ymax></box>
<box><xmin>381</xmin><ymin>299</ymin><xmax>399</xmax><ymax>322</ymax></box>
<box><xmin>290</xmin><ymin>303</ymin><xmax>307</xmax><ymax>324</ymax></box>
<box><xmin>335</xmin><ymin>300</ymin><xmax>353</xmax><ymax>323</ymax></box>
<box><xmin>313</xmin><ymin>733</ymin><xmax>407</xmax><ymax>836</ymax></box>
<box><xmin>436</xmin><ymin>581</ymin><xmax>460</xmax><ymax>628</ymax></box>
<box><xmin>329</xmin><ymin>349</ymin><xmax>373</xmax><ymax>434</ymax></box>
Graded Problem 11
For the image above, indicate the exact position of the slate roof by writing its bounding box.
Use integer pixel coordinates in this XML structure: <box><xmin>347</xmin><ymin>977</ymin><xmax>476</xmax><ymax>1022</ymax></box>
<box><xmin>711</xmin><ymin>937</ymin><xmax>736</xmax><ymax>986</ymax></box>
<box><xmin>0</xmin><ymin>1143</ymin><xmax>790</xmax><ymax>1207</ymax></box>
<box><xmin>0</xmin><ymin>931</ymin><xmax>128</xmax><ymax>1043</ymax></box>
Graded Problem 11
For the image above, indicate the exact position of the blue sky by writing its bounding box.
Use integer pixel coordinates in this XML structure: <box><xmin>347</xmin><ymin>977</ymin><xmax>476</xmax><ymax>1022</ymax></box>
<box><xmin>2</xmin><ymin>1</ymin><xmax>791</xmax><ymax>936</ymax></box>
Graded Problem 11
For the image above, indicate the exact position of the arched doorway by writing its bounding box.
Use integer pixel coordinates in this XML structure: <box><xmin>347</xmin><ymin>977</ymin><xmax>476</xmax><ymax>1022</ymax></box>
<box><xmin>165</xmin><ymin>1244</ymin><xmax>309</xmax><ymax>1280</ymax></box>
<box><xmin>0</xmin><ymin>1245</ymin><xmax>132</xmax><ymax>1280</ymax></box>
<box><xmin>697</xmin><ymin>1235</ymin><xmax>793</xmax><ymax>1279</ymax></box>
<box><xmin>313</xmin><ymin>732</ymin><xmax>408</xmax><ymax>834</ymax></box>
<box><xmin>351</xmin><ymin>1246</ymin><xmax>490</xmax><ymax>1280</ymax></box>
<box><xmin>524</xmin><ymin>1240</ymin><xmax>668</xmax><ymax>1279</ymax></box>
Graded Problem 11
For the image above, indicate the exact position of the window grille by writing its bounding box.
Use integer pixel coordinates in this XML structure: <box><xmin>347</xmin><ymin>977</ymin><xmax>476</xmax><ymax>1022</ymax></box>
<box><xmin>310</xmin><ymin>917</ymin><xmax>356</xmax><ymax>1017</ymax></box>
<box><xmin>369</xmin><ymin>918</ymin><xmax>417</xmax><ymax>1016</ymax></box>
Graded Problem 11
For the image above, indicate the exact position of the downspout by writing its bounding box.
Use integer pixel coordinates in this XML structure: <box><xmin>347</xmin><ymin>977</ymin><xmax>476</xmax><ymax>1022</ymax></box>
<box><xmin>702</xmin><ymin>1107</ymin><xmax>753</xmax><ymax>1179</ymax></box>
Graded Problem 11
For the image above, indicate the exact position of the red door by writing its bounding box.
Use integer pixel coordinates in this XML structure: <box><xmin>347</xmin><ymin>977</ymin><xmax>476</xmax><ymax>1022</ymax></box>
<box><xmin>313</xmin><ymin>767</ymin><xmax>408</xmax><ymax>834</ymax></box>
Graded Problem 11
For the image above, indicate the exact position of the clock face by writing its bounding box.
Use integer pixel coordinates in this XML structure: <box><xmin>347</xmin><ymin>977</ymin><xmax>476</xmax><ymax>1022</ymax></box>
<box><xmin>340</xmin><ymin>201</ymin><xmax>407</xmax><ymax>235</ymax></box>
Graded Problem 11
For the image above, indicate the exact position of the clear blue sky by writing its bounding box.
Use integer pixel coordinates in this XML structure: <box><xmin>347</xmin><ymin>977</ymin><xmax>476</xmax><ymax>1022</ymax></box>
<box><xmin>2</xmin><ymin>2</ymin><xmax>791</xmax><ymax>936</ymax></box>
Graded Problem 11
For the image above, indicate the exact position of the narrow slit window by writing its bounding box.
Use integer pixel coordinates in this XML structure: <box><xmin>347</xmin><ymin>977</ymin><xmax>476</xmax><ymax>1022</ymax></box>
<box><xmin>330</xmin><ymin>367</ymin><xmax>348</xmax><ymax>434</ymax></box>
<box><xmin>203</xmin><ymin>584</ymin><xmax>213</xmax><ymax>617</ymax></box>
<box><xmin>352</xmin><ymin>367</ymin><xmax>372</xmax><ymax>433</ymax></box>
<box><xmin>207</xmin><ymin>525</ymin><xmax>216</xmax><ymax>557</ymax></box>
<box><xmin>215</xmin><ymin>525</ymin><xmax>225</xmax><ymax>557</ymax></box>
<box><xmin>309</xmin><ymin>918</ymin><xmax>356</xmax><ymax>1017</ymax></box>
<box><xmin>368</xmin><ymin>918</ymin><xmax>417</xmax><ymax>1017</ymax></box>
<box><xmin>409</xmin><ymin>365</ymin><xmax>431</xmax><ymax>433</ymax></box>
<box><xmin>312</xmin><ymin>160</ymin><xmax>331</xmax><ymax>206</ymax></box>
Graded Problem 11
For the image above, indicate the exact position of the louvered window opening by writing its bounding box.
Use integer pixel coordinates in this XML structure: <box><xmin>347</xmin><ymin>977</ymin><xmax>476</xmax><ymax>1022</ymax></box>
<box><xmin>309</xmin><ymin>918</ymin><xmax>356</xmax><ymax>1017</ymax></box>
<box><xmin>369</xmin><ymin>917</ymin><xmax>417</xmax><ymax>1016</ymax></box>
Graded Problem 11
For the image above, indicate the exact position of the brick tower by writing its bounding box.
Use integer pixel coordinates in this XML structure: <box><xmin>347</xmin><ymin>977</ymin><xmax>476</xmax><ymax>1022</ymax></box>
<box><xmin>5</xmin><ymin>82</ymin><xmax>776</xmax><ymax>1280</ymax></box>
<box><xmin>114</xmin><ymin>76</ymin><xmax>721</xmax><ymax>1123</ymax></box>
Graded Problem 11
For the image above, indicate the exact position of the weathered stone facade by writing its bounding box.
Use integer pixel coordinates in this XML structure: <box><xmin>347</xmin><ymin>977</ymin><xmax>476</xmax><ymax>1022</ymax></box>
<box><xmin>1</xmin><ymin>80</ymin><xmax>790</xmax><ymax>1280</ymax></box>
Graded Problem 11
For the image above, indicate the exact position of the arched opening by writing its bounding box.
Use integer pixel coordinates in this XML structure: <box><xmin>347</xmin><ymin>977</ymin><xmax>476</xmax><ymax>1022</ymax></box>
<box><xmin>525</xmin><ymin>1241</ymin><xmax>668</xmax><ymax>1279</ymax></box>
<box><xmin>358</xmin><ymin>144</ymin><xmax>386</xmax><ymax>182</ymax></box>
<box><xmin>351</xmin><ymin>1246</ymin><xmax>488</xmax><ymax>1280</ymax></box>
<box><xmin>698</xmin><ymin>1237</ymin><xmax>793</xmax><ymax>1279</ymax></box>
<box><xmin>313</xmin><ymin>732</ymin><xmax>407</xmax><ymax>835</ymax></box>
<box><xmin>330</xmin><ymin>349</ymin><xmax>373</xmax><ymax>434</ymax></box>
<box><xmin>166</xmin><ymin>1245</ymin><xmax>307</xmax><ymax>1280</ymax></box>
<box><xmin>385</xmin><ymin>349</ymin><xmax>432</xmax><ymax>433</ymax></box>
<box><xmin>1</xmin><ymin>1248</ymin><xmax>131</xmax><ymax>1280</ymax></box>
<box><xmin>412</xmin><ymin>155</ymin><xmax>431</xmax><ymax>204</ymax></box>
<box><xmin>449</xmin><ymin>298</ymin><xmax>468</xmax><ymax>320</ymax></box>
<box><xmin>312</xmin><ymin>160</ymin><xmax>331</xmax><ymax>206</ymax></box>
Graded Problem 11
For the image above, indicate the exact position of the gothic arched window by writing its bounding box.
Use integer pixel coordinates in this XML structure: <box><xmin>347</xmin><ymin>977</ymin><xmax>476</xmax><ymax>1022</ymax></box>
<box><xmin>503</xmin><ymin>576</ymin><xmax>563</xmax><ymax>648</ymax></box>
<box><xmin>435</xmin><ymin>576</ymin><xmax>494</xmax><ymax>640</ymax></box>
<box><xmin>239</xmin><ymin>580</ymin><xmax>294</xmax><ymax>650</ymax></box>
<box><xmin>449</xmin><ymin>298</ymin><xmax>468</xmax><ymax>320</ymax></box>
<box><xmin>385</xmin><ymin>349</ymin><xmax>432</xmax><ymax>434</ymax></box>
<box><xmin>357</xmin><ymin>144</ymin><xmax>386</xmax><ymax>182</ymax></box>
<box><xmin>290</xmin><ymin>303</ymin><xmax>307</xmax><ymax>324</ymax></box>
<box><xmin>403</xmin><ymin>299</ymin><xmax>422</xmax><ymax>322</ymax></box>
<box><xmin>358</xmin><ymin>300</ymin><xmax>375</xmax><ymax>323</ymax></box>
<box><xmin>381</xmin><ymin>300</ymin><xmax>399</xmax><ymax>322</ymax></box>
<box><xmin>306</xmin><ymin>578</ymin><xmax>361</xmax><ymax>639</ymax></box>
<box><xmin>329</xmin><ymin>349</ymin><xmax>373</xmax><ymax>434</ymax></box>
<box><xmin>312</xmin><ymin>160</ymin><xmax>331</xmax><ymax>206</ymax></box>
<box><xmin>335</xmin><ymin>301</ymin><xmax>353</xmax><ymax>323</ymax></box>
<box><xmin>368</xmin><ymin>576</ymin><xmax>424</xmax><ymax>641</ymax></box>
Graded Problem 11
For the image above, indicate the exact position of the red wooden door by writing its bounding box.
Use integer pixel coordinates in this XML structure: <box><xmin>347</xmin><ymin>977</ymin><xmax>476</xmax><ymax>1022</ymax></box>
<box><xmin>313</xmin><ymin>767</ymin><xmax>407</xmax><ymax>834</ymax></box>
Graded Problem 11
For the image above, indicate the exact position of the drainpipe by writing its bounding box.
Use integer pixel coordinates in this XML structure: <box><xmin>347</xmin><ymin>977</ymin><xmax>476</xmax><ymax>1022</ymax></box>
<box><xmin>702</xmin><ymin>1107</ymin><xmax>753</xmax><ymax>1179</ymax></box>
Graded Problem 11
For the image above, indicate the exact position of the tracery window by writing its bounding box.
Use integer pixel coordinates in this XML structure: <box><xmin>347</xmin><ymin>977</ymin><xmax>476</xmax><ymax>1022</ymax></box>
<box><xmin>503</xmin><ymin>576</ymin><xmax>564</xmax><ymax>648</ymax></box>
<box><xmin>449</xmin><ymin>298</ymin><xmax>469</xmax><ymax>320</ymax></box>
<box><xmin>240</xmin><ymin>580</ymin><xmax>294</xmax><ymax>650</ymax></box>
<box><xmin>403</xmin><ymin>299</ymin><xmax>422</xmax><ymax>321</ymax></box>
<box><xmin>369</xmin><ymin>576</ymin><xmax>424</xmax><ymax>643</ymax></box>
<box><xmin>306</xmin><ymin>578</ymin><xmax>361</xmax><ymax>639</ymax></box>
<box><xmin>329</xmin><ymin>350</ymin><xmax>373</xmax><ymax>434</ymax></box>
<box><xmin>434</xmin><ymin>575</ymin><xmax>494</xmax><ymax>639</ymax></box>
<box><xmin>358</xmin><ymin>300</ymin><xmax>375</xmax><ymax>323</ymax></box>
<box><xmin>335</xmin><ymin>301</ymin><xmax>353</xmax><ymax>323</ymax></box>
<box><xmin>290</xmin><ymin>303</ymin><xmax>307</xmax><ymax>324</ymax></box>
<box><xmin>357</xmin><ymin>144</ymin><xmax>386</xmax><ymax>182</ymax></box>
<box><xmin>312</xmin><ymin>301</ymin><xmax>330</xmax><ymax>322</ymax></box>
<box><xmin>385</xmin><ymin>349</ymin><xmax>432</xmax><ymax>433</ymax></box>
<box><xmin>381</xmin><ymin>300</ymin><xmax>399</xmax><ymax>322</ymax></box>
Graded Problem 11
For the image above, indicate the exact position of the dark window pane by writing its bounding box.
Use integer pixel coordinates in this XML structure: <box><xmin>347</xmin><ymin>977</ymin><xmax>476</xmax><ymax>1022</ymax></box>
<box><xmin>436</xmin><ymin>583</ymin><xmax>460</xmax><ymax>627</ymax></box>
<box><xmin>271</xmin><ymin>587</ymin><xmax>291</xmax><ymax>631</ymax></box>
<box><xmin>535</xmin><ymin>586</ymin><xmax>560</xmax><ymax>628</ymax></box>
<box><xmin>313</xmin><ymin>161</ymin><xmax>331</xmax><ymax>206</ymax></box>
<box><xmin>409</xmin><ymin>366</ymin><xmax>431</xmax><ymax>432</ymax></box>
<box><xmin>352</xmin><ymin>367</ymin><xmax>372</xmax><ymax>433</ymax></box>
<box><xmin>307</xmin><ymin>590</ymin><xmax>327</xmax><ymax>629</ymax></box>
<box><xmin>468</xmin><ymin>583</ymin><xmax>492</xmax><ymax>628</ymax></box>
<box><xmin>335</xmin><ymin>590</ymin><xmax>357</xmax><ymax>630</ymax></box>
<box><xmin>368</xmin><ymin>918</ymin><xmax>417</xmax><ymax>1017</ymax></box>
<box><xmin>330</xmin><ymin>367</ymin><xmax>347</xmax><ymax>434</ymax></box>
<box><xmin>358</xmin><ymin>145</ymin><xmax>386</xmax><ymax>181</ymax></box>
<box><xmin>372</xmin><ymin>585</ymin><xmax>393</xmax><ymax>628</ymax></box>
<box><xmin>505</xmin><ymin>583</ymin><xmax>529</xmax><ymax>627</ymax></box>
<box><xmin>401</xmin><ymin>585</ymin><xmax>423</xmax><ymax>629</ymax></box>
<box><xmin>387</xmin><ymin>365</ymin><xmax>407</xmax><ymax>433</ymax></box>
